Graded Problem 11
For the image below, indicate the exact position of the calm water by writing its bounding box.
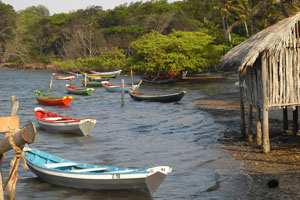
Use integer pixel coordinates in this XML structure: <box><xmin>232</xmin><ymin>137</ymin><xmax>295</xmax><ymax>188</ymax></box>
<box><xmin>0</xmin><ymin>70</ymin><xmax>243</xmax><ymax>200</ymax></box>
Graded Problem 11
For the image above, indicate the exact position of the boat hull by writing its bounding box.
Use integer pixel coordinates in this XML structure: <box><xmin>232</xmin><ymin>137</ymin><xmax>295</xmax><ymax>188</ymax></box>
<box><xmin>128</xmin><ymin>90</ymin><xmax>186</xmax><ymax>102</ymax></box>
<box><xmin>65</xmin><ymin>85</ymin><xmax>94</xmax><ymax>95</ymax></box>
<box><xmin>35</xmin><ymin>96</ymin><xmax>73</xmax><ymax>106</ymax></box>
<box><xmin>37</xmin><ymin>119</ymin><xmax>96</xmax><ymax>136</ymax></box>
<box><xmin>80</xmin><ymin>79</ymin><xmax>104</xmax><ymax>87</ymax></box>
<box><xmin>23</xmin><ymin>148</ymin><xmax>172</xmax><ymax>195</ymax></box>
<box><xmin>102</xmin><ymin>83</ymin><xmax>137</xmax><ymax>92</ymax></box>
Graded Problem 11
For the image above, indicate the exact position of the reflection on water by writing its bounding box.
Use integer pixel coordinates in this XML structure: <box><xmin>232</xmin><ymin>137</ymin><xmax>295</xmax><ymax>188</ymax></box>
<box><xmin>0</xmin><ymin>70</ymin><xmax>240</xmax><ymax>200</ymax></box>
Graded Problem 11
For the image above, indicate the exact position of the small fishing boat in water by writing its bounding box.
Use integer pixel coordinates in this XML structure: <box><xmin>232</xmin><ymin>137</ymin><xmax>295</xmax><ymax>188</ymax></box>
<box><xmin>80</xmin><ymin>79</ymin><xmax>105</xmax><ymax>87</ymax></box>
<box><xmin>128</xmin><ymin>90</ymin><xmax>186</xmax><ymax>102</ymax></box>
<box><xmin>52</xmin><ymin>73</ymin><xmax>75</xmax><ymax>81</ymax></box>
<box><xmin>90</xmin><ymin>70</ymin><xmax>122</xmax><ymax>78</ymax></box>
<box><xmin>102</xmin><ymin>82</ymin><xmax>137</xmax><ymax>92</ymax></box>
<box><xmin>34</xmin><ymin>107</ymin><xmax>97</xmax><ymax>136</ymax></box>
<box><xmin>65</xmin><ymin>84</ymin><xmax>94</xmax><ymax>95</ymax></box>
<box><xmin>34</xmin><ymin>90</ymin><xmax>72</xmax><ymax>106</ymax></box>
<box><xmin>23</xmin><ymin>146</ymin><xmax>172</xmax><ymax>195</ymax></box>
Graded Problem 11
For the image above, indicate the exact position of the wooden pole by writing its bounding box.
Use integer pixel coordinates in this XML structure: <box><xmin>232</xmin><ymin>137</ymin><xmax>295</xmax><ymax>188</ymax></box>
<box><xmin>10</xmin><ymin>96</ymin><xmax>18</xmax><ymax>116</ymax></box>
<box><xmin>256</xmin><ymin>106</ymin><xmax>262</xmax><ymax>146</ymax></box>
<box><xmin>121</xmin><ymin>79</ymin><xmax>125</xmax><ymax>106</ymax></box>
<box><xmin>49</xmin><ymin>77</ymin><xmax>53</xmax><ymax>92</ymax></box>
<box><xmin>0</xmin><ymin>154</ymin><xmax>3</xmax><ymax>200</ymax></box>
<box><xmin>262</xmin><ymin>52</ymin><xmax>270</xmax><ymax>153</ymax></box>
<box><xmin>283</xmin><ymin>107</ymin><xmax>288</xmax><ymax>131</ymax></box>
<box><xmin>293</xmin><ymin>106</ymin><xmax>298</xmax><ymax>135</ymax></box>
<box><xmin>131</xmin><ymin>70</ymin><xmax>134</xmax><ymax>88</ymax></box>
<box><xmin>239</xmin><ymin>74</ymin><xmax>246</xmax><ymax>138</ymax></box>
<box><xmin>135</xmin><ymin>80</ymin><xmax>143</xmax><ymax>91</ymax></box>
<box><xmin>69</xmin><ymin>79</ymin><xmax>73</xmax><ymax>86</ymax></box>
<box><xmin>0</xmin><ymin>122</ymin><xmax>36</xmax><ymax>155</ymax></box>
<box><xmin>84</xmin><ymin>74</ymin><xmax>87</xmax><ymax>88</ymax></box>
<box><xmin>248</xmin><ymin>104</ymin><xmax>253</xmax><ymax>144</ymax></box>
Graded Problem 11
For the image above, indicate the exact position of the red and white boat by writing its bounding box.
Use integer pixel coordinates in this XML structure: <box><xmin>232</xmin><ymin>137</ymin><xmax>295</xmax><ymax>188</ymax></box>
<box><xmin>34</xmin><ymin>107</ymin><xmax>97</xmax><ymax>136</ymax></box>
<box><xmin>52</xmin><ymin>73</ymin><xmax>75</xmax><ymax>81</ymax></box>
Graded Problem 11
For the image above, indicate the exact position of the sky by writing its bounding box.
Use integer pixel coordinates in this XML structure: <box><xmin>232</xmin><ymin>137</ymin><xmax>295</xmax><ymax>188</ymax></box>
<box><xmin>1</xmin><ymin>0</ymin><xmax>181</xmax><ymax>15</ymax></box>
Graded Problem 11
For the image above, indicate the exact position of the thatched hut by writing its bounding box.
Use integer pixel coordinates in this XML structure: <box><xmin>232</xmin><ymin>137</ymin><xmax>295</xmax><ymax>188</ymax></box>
<box><xmin>219</xmin><ymin>12</ymin><xmax>300</xmax><ymax>153</ymax></box>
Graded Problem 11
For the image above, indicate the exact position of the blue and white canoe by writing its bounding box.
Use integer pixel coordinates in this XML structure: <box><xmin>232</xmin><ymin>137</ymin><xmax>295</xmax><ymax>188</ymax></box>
<box><xmin>90</xmin><ymin>70</ymin><xmax>122</xmax><ymax>77</ymax></box>
<box><xmin>23</xmin><ymin>147</ymin><xmax>172</xmax><ymax>195</ymax></box>
<box><xmin>102</xmin><ymin>82</ymin><xmax>137</xmax><ymax>92</ymax></box>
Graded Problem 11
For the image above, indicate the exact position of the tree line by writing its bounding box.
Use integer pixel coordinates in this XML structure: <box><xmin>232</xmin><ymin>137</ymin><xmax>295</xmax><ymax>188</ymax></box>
<box><xmin>0</xmin><ymin>0</ymin><xmax>299</xmax><ymax>74</ymax></box>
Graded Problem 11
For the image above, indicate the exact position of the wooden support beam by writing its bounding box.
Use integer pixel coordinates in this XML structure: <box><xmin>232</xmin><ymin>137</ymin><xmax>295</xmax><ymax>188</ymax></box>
<box><xmin>239</xmin><ymin>74</ymin><xmax>246</xmax><ymax>138</ymax></box>
<box><xmin>262</xmin><ymin>52</ymin><xmax>270</xmax><ymax>153</ymax></box>
<box><xmin>293</xmin><ymin>107</ymin><xmax>298</xmax><ymax>135</ymax></box>
<box><xmin>283</xmin><ymin>107</ymin><xmax>288</xmax><ymax>131</ymax></box>
<box><xmin>256</xmin><ymin>106</ymin><xmax>262</xmax><ymax>146</ymax></box>
<box><xmin>248</xmin><ymin>104</ymin><xmax>253</xmax><ymax>144</ymax></box>
<box><xmin>0</xmin><ymin>122</ymin><xmax>36</xmax><ymax>155</ymax></box>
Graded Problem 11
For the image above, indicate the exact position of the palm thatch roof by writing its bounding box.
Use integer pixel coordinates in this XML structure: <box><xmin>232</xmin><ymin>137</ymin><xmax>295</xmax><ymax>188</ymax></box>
<box><xmin>219</xmin><ymin>12</ymin><xmax>300</xmax><ymax>73</ymax></box>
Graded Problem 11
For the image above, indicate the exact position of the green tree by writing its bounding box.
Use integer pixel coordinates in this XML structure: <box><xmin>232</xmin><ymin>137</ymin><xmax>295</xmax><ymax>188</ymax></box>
<box><xmin>130</xmin><ymin>30</ymin><xmax>228</xmax><ymax>74</ymax></box>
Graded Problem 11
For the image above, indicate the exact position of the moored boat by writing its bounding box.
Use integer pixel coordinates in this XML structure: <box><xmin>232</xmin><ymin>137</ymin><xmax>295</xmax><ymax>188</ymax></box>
<box><xmin>34</xmin><ymin>107</ymin><xmax>97</xmax><ymax>136</ymax></box>
<box><xmin>34</xmin><ymin>90</ymin><xmax>72</xmax><ymax>106</ymax></box>
<box><xmin>128</xmin><ymin>90</ymin><xmax>186</xmax><ymax>102</ymax></box>
<box><xmin>52</xmin><ymin>73</ymin><xmax>75</xmax><ymax>81</ymax></box>
<box><xmin>90</xmin><ymin>70</ymin><xmax>122</xmax><ymax>77</ymax></box>
<box><xmin>84</xmin><ymin>73</ymin><xmax>119</xmax><ymax>79</ymax></box>
<box><xmin>102</xmin><ymin>82</ymin><xmax>137</xmax><ymax>92</ymax></box>
<box><xmin>80</xmin><ymin>79</ymin><xmax>105</xmax><ymax>87</ymax></box>
<box><xmin>65</xmin><ymin>84</ymin><xmax>94</xmax><ymax>95</ymax></box>
<box><xmin>23</xmin><ymin>146</ymin><xmax>172</xmax><ymax>195</ymax></box>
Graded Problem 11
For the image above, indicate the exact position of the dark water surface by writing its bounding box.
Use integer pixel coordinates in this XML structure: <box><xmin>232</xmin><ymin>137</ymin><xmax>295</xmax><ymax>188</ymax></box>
<box><xmin>0</xmin><ymin>70</ymin><xmax>243</xmax><ymax>200</ymax></box>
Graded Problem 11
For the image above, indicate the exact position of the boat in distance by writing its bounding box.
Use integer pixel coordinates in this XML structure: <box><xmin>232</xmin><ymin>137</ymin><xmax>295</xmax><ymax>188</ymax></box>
<box><xmin>34</xmin><ymin>107</ymin><xmax>97</xmax><ymax>136</ymax></box>
<box><xmin>128</xmin><ymin>90</ymin><xmax>186</xmax><ymax>102</ymax></box>
<box><xmin>102</xmin><ymin>82</ymin><xmax>137</xmax><ymax>92</ymax></box>
<box><xmin>23</xmin><ymin>146</ymin><xmax>172</xmax><ymax>195</ymax></box>
<box><xmin>52</xmin><ymin>73</ymin><xmax>75</xmax><ymax>81</ymax></box>
<box><xmin>90</xmin><ymin>69</ymin><xmax>122</xmax><ymax>77</ymax></box>
<box><xmin>80</xmin><ymin>79</ymin><xmax>105</xmax><ymax>87</ymax></box>
<box><xmin>65</xmin><ymin>84</ymin><xmax>94</xmax><ymax>95</ymax></box>
<box><xmin>34</xmin><ymin>90</ymin><xmax>72</xmax><ymax>106</ymax></box>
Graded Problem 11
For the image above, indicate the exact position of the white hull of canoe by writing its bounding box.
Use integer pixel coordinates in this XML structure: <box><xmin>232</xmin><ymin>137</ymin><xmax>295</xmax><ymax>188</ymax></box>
<box><xmin>91</xmin><ymin>70</ymin><xmax>122</xmax><ymax>76</ymax></box>
<box><xmin>37</xmin><ymin>119</ymin><xmax>96</xmax><ymax>136</ymax></box>
<box><xmin>26</xmin><ymin>163</ymin><xmax>169</xmax><ymax>194</ymax></box>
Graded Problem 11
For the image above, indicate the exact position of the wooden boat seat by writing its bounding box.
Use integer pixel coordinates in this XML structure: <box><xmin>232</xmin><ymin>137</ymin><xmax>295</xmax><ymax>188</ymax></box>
<box><xmin>71</xmin><ymin>167</ymin><xmax>107</xmax><ymax>173</ymax></box>
<box><xmin>44</xmin><ymin>117</ymin><xmax>63</xmax><ymax>121</ymax></box>
<box><xmin>44</xmin><ymin>162</ymin><xmax>77</xmax><ymax>168</ymax></box>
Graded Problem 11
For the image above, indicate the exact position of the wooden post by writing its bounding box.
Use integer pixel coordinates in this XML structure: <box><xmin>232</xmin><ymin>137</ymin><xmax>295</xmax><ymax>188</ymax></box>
<box><xmin>0</xmin><ymin>154</ymin><xmax>3</xmax><ymax>200</ymax></box>
<box><xmin>0</xmin><ymin>122</ymin><xmax>36</xmax><ymax>154</ymax></box>
<box><xmin>248</xmin><ymin>104</ymin><xmax>253</xmax><ymax>144</ymax></box>
<box><xmin>69</xmin><ymin>79</ymin><xmax>73</xmax><ymax>86</ymax></box>
<box><xmin>256</xmin><ymin>106</ymin><xmax>262</xmax><ymax>146</ymax></box>
<box><xmin>239</xmin><ymin>74</ymin><xmax>246</xmax><ymax>138</ymax></box>
<box><xmin>293</xmin><ymin>106</ymin><xmax>298</xmax><ymax>135</ymax></box>
<box><xmin>49</xmin><ymin>77</ymin><xmax>53</xmax><ymax>92</ymax></box>
<box><xmin>10</xmin><ymin>96</ymin><xmax>18</xmax><ymax>116</ymax></box>
<box><xmin>121</xmin><ymin>79</ymin><xmax>125</xmax><ymax>106</ymax></box>
<box><xmin>283</xmin><ymin>107</ymin><xmax>288</xmax><ymax>131</ymax></box>
<box><xmin>84</xmin><ymin>74</ymin><xmax>87</xmax><ymax>88</ymax></box>
<box><xmin>262</xmin><ymin>52</ymin><xmax>270</xmax><ymax>153</ymax></box>
<box><xmin>135</xmin><ymin>80</ymin><xmax>143</xmax><ymax>91</ymax></box>
<box><xmin>131</xmin><ymin>70</ymin><xmax>134</xmax><ymax>88</ymax></box>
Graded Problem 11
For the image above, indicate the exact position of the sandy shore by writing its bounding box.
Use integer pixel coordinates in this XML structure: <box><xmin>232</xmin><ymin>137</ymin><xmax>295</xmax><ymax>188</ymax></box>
<box><xmin>194</xmin><ymin>80</ymin><xmax>300</xmax><ymax>199</ymax></box>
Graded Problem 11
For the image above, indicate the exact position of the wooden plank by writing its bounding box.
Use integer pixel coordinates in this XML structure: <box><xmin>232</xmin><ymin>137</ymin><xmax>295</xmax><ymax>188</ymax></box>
<box><xmin>45</xmin><ymin>162</ymin><xmax>77</xmax><ymax>168</ymax></box>
<box><xmin>71</xmin><ymin>167</ymin><xmax>107</xmax><ymax>173</ymax></box>
<box><xmin>0</xmin><ymin>116</ymin><xmax>20</xmax><ymax>133</ymax></box>
<box><xmin>239</xmin><ymin>74</ymin><xmax>246</xmax><ymax>138</ymax></box>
